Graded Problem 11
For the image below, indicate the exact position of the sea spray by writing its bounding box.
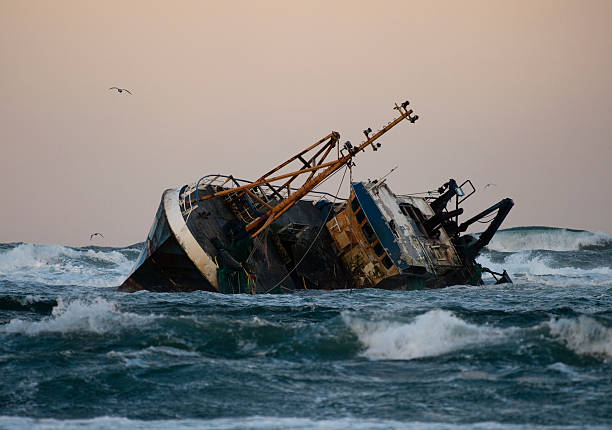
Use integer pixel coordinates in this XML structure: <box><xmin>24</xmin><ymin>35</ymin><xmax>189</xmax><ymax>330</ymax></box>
<box><xmin>344</xmin><ymin>309</ymin><xmax>510</xmax><ymax>360</ymax></box>
<box><xmin>477</xmin><ymin>251</ymin><xmax>612</xmax><ymax>278</ymax></box>
<box><xmin>2</xmin><ymin>297</ymin><xmax>151</xmax><ymax>335</ymax></box>
<box><xmin>485</xmin><ymin>227</ymin><xmax>612</xmax><ymax>252</ymax></box>
<box><xmin>545</xmin><ymin>316</ymin><xmax>612</xmax><ymax>362</ymax></box>
<box><xmin>0</xmin><ymin>243</ymin><xmax>139</xmax><ymax>287</ymax></box>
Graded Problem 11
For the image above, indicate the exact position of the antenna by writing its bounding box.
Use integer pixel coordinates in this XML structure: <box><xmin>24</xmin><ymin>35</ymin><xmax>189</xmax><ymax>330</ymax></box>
<box><xmin>373</xmin><ymin>165</ymin><xmax>399</xmax><ymax>188</ymax></box>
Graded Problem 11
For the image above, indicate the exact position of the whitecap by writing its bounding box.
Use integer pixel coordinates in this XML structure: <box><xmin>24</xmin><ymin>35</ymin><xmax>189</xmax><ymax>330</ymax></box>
<box><xmin>477</xmin><ymin>252</ymin><xmax>612</xmax><ymax>279</ymax></box>
<box><xmin>1</xmin><ymin>297</ymin><xmax>151</xmax><ymax>335</ymax></box>
<box><xmin>344</xmin><ymin>309</ymin><xmax>510</xmax><ymax>360</ymax></box>
<box><xmin>485</xmin><ymin>227</ymin><xmax>612</xmax><ymax>252</ymax></box>
<box><xmin>0</xmin><ymin>243</ymin><xmax>136</xmax><ymax>287</ymax></box>
<box><xmin>545</xmin><ymin>316</ymin><xmax>612</xmax><ymax>362</ymax></box>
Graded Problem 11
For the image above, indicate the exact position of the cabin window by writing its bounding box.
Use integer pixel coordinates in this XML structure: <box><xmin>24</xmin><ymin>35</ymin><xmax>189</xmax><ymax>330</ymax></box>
<box><xmin>373</xmin><ymin>242</ymin><xmax>384</xmax><ymax>256</ymax></box>
<box><xmin>351</xmin><ymin>198</ymin><xmax>360</xmax><ymax>212</ymax></box>
<box><xmin>381</xmin><ymin>255</ymin><xmax>394</xmax><ymax>269</ymax></box>
<box><xmin>399</xmin><ymin>203</ymin><xmax>428</xmax><ymax>236</ymax></box>
<box><xmin>400</xmin><ymin>203</ymin><xmax>423</xmax><ymax>222</ymax></box>
<box><xmin>355</xmin><ymin>208</ymin><xmax>366</xmax><ymax>224</ymax></box>
<box><xmin>362</xmin><ymin>223</ymin><xmax>376</xmax><ymax>243</ymax></box>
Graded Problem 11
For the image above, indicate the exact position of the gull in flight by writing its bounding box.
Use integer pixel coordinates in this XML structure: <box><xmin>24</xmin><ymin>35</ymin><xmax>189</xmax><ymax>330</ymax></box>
<box><xmin>109</xmin><ymin>87</ymin><xmax>132</xmax><ymax>95</ymax></box>
<box><xmin>90</xmin><ymin>233</ymin><xmax>104</xmax><ymax>240</ymax></box>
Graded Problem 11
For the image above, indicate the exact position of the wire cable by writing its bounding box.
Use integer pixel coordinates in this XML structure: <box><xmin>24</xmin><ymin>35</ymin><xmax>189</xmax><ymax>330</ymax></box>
<box><xmin>263</xmin><ymin>165</ymin><xmax>350</xmax><ymax>293</ymax></box>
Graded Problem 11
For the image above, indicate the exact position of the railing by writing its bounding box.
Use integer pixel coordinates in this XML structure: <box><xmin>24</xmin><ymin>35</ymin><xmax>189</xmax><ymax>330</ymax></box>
<box><xmin>178</xmin><ymin>174</ymin><xmax>347</xmax><ymax>218</ymax></box>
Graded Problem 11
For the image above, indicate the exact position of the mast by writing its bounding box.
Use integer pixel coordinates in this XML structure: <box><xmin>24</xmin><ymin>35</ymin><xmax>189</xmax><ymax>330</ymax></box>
<box><xmin>195</xmin><ymin>101</ymin><xmax>419</xmax><ymax>237</ymax></box>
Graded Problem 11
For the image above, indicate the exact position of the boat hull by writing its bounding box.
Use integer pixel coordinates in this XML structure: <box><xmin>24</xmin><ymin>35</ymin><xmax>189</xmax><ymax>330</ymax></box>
<box><xmin>120</xmin><ymin>186</ymin><xmax>355</xmax><ymax>293</ymax></box>
<box><xmin>119</xmin><ymin>189</ymin><xmax>218</xmax><ymax>292</ymax></box>
<box><xmin>120</xmin><ymin>177</ymin><xmax>511</xmax><ymax>293</ymax></box>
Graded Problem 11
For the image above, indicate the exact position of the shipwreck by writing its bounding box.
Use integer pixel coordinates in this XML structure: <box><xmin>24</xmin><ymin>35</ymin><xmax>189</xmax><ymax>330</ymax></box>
<box><xmin>120</xmin><ymin>101</ymin><xmax>513</xmax><ymax>293</ymax></box>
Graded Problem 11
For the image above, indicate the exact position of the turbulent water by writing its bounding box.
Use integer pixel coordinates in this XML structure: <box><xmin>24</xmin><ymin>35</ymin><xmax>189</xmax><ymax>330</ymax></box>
<box><xmin>1</xmin><ymin>227</ymin><xmax>611</xmax><ymax>429</ymax></box>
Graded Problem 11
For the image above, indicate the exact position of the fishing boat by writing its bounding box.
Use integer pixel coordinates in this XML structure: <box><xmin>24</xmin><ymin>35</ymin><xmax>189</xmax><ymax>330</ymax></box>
<box><xmin>119</xmin><ymin>101</ymin><xmax>513</xmax><ymax>293</ymax></box>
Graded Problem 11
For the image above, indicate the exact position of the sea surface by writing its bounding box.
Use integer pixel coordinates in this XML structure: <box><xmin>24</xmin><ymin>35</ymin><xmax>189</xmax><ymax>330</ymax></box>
<box><xmin>0</xmin><ymin>226</ymin><xmax>611</xmax><ymax>429</ymax></box>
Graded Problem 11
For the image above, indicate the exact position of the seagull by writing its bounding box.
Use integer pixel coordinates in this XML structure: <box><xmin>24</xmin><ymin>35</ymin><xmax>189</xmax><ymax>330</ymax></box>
<box><xmin>484</xmin><ymin>183</ymin><xmax>497</xmax><ymax>189</ymax></box>
<box><xmin>109</xmin><ymin>87</ymin><xmax>132</xmax><ymax>95</ymax></box>
<box><xmin>90</xmin><ymin>233</ymin><xmax>104</xmax><ymax>240</ymax></box>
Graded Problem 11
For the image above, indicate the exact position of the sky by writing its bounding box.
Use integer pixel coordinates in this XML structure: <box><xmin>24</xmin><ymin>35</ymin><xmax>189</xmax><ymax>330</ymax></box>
<box><xmin>1</xmin><ymin>0</ymin><xmax>611</xmax><ymax>246</ymax></box>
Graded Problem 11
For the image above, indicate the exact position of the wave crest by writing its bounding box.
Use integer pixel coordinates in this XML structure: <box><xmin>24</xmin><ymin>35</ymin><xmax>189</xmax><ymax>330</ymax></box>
<box><xmin>546</xmin><ymin>316</ymin><xmax>612</xmax><ymax>362</ymax></box>
<box><xmin>344</xmin><ymin>309</ymin><xmax>509</xmax><ymax>360</ymax></box>
<box><xmin>477</xmin><ymin>252</ymin><xmax>612</xmax><ymax>280</ymax></box>
<box><xmin>0</xmin><ymin>243</ymin><xmax>131</xmax><ymax>270</ymax></box>
<box><xmin>485</xmin><ymin>227</ymin><xmax>612</xmax><ymax>252</ymax></box>
<box><xmin>1</xmin><ymin>298</ymin><xmax>150</xmax><ymax>335</ymax></box>
<box><xmin>0</xmin><ymin>243</ymin><xmax>136</xmax><ymax>287</ymax></box>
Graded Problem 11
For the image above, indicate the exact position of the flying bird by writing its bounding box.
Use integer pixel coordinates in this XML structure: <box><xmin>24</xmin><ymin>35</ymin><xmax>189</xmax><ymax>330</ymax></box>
<box><xmin>90</xmin><ymin>233</ymin><xmax>104</xmax><ymax>240</ymax></box>
<box><xmin>484</xmin><ymin>183</ymin><xmax>497</xmax><ymax>189</ymax></box>
<box><xmin>109</xmin><ymin>87</ymin><xmax>132</xmax><ymax>95</ymax></box>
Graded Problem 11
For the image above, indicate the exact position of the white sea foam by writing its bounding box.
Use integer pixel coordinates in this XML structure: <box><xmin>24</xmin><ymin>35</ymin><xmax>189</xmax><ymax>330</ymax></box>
<box><xmin>20</xmin><ymin>294</ymin><xmax>43</xmax><ymax>305</ymax></box>
<box><xmin>485</xmin><ymin>227</ymin><xmax>612</xmax><ymax>252</ymax></box>
<box><xmin>0</xmin><ymin>243</ymin><xmax>135</xmax><ymax>287</ymax></box>
<box><xmin>545</xmin><ymin>316</ymin><xmax>612</xmax><ymax>362</ymax></box>
<box><xmin>344</xmin><ymin>309</ymin><xmax>510</xmax><ymax>360</ymax></box>
<box><xmin>0</xmin><ymin>416</ymin><xmax>603</xmax><ymax>430</ymax></box>
<box><xmin>477</xmin><ymin>252</ymin><xmax>612</xmax><ymax>280</ymax></box>
<box><xmin>1</xmin><ymin>298</ymin><xmax>150</xmax><ymax>335</ymax></box>
<box><xmin>0</xmin><ymin>243</ymin><xmax>79</xmax><ymax>271</ymax></box>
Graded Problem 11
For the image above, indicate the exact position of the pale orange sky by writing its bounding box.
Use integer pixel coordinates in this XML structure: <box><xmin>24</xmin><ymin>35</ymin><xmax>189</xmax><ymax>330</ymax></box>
<box><xmin>1</xmin><ymin>0</ymin><xmax>611</xmax><ymax>246</ymax></box>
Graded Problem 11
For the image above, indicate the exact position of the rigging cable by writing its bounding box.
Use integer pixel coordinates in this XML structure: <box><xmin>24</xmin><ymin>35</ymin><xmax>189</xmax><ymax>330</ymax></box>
<box><xmin>263</xmin><ymin>165</ymin><xmax>350</xmax><ymax>293</ymax></box>
<box><xmin>245</xmin><ymin>167</ymin><xmax>348</xmax><ymax>265</ymax></box>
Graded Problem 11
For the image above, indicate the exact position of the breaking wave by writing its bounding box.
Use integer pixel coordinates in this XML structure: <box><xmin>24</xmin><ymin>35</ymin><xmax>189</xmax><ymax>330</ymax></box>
<box><xmin>485</xmin><ymin>227</ymin><xmax>612</xmax><ymax>252</ymax></box>
<box><xmin>1</xmin><ymin>298</ymin><xmax>150</xmax><ymax>335</ymax></box>
<box><xmin>345</xmin><ymin>310</ymin><xmax>612</xmax><ymax>363</ymax></box>
<box><xmin>477</xmin><ymin>252</ymin><xmax>612</xmax><ymax>281</ymax></box>
<box><xmin>0</xmin><ymin>243</ymin><xmax>139</xmax><ymax>287</ymax></box>
<box><xmin>344</xmin><ymin>309</ymin><xmax>510</xmax><ymax>360</ymax></box>
<box><xmin>545</xmin><ymin>316</ymin><xmax>612</xmax><ymax>362</ymax></box>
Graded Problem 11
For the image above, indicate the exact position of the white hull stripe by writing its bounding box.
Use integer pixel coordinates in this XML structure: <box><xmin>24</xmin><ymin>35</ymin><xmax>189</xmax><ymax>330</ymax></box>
<box><xmin>163</xmin><ymin>188</ymin><xmax>219</xmax><ymax>291</ymax></box>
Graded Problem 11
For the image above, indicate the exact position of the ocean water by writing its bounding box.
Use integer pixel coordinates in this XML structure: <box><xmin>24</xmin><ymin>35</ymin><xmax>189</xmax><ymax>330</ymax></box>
<box><xmin>0</xmin><ymin>227</ymin><xmax>611</xmax><ymax>429</ymax></box>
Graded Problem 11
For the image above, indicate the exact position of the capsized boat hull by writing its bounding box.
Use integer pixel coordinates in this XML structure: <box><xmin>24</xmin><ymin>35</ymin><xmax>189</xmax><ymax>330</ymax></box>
<box><xmin>120</xmin><ymin>178</ymin><xmax>512</xmax><ymax>293</ymax></box>
<box><xmin>120</xmin><ymin>184</ymin><xmax>355</xmax><ymax>293</ymax></box>
<box><xmin>121</xmin><ymin>101</ymin><xmax>513</xmax><ymax>293</ymax></box>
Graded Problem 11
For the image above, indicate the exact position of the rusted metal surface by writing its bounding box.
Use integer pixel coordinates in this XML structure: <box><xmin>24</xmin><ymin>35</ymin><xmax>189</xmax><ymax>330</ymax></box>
<box><xmin>188</xmin><ymin>102</ymin><xmax>418</xmax><ymax>239</ymax></box>
<box><xmin>326</xmin><ymin>190</ymin><xmax>400</xmax><ymax>288</ymax></box>
<box><xmin>246</xmin><ymin>105</ymin><xmax>418</xmax><ymax>237</ymax></box>
<box><xmin>325</xmin><ymin>179</ymin><xmax>468</xmax><ymax>289</ymax></box>
<box><xmin>373</xmin><ymin>184</ymin><xmax>462</xmax><ymax>272</ymax></box>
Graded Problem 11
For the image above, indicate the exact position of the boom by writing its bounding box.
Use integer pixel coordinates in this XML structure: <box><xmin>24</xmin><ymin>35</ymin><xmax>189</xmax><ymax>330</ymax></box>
<box><xmin>194</xmin><ymin>101</ymin><xmax>419</xmax><ymax>237</ymax></box>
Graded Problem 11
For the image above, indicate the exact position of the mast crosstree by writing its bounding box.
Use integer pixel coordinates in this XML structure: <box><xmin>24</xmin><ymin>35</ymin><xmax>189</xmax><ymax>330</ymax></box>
<box><xmin>194</xmin><ymin>101</ymin><xmax>419</xmax><ymax>237</ymax></box>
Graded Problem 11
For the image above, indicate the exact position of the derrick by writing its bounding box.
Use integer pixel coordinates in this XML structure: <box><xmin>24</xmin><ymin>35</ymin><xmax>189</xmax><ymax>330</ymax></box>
<box><xmin>193</xmin><ymin>101</ymin><xmax>420</xmax><ymax>237</ymax></box>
